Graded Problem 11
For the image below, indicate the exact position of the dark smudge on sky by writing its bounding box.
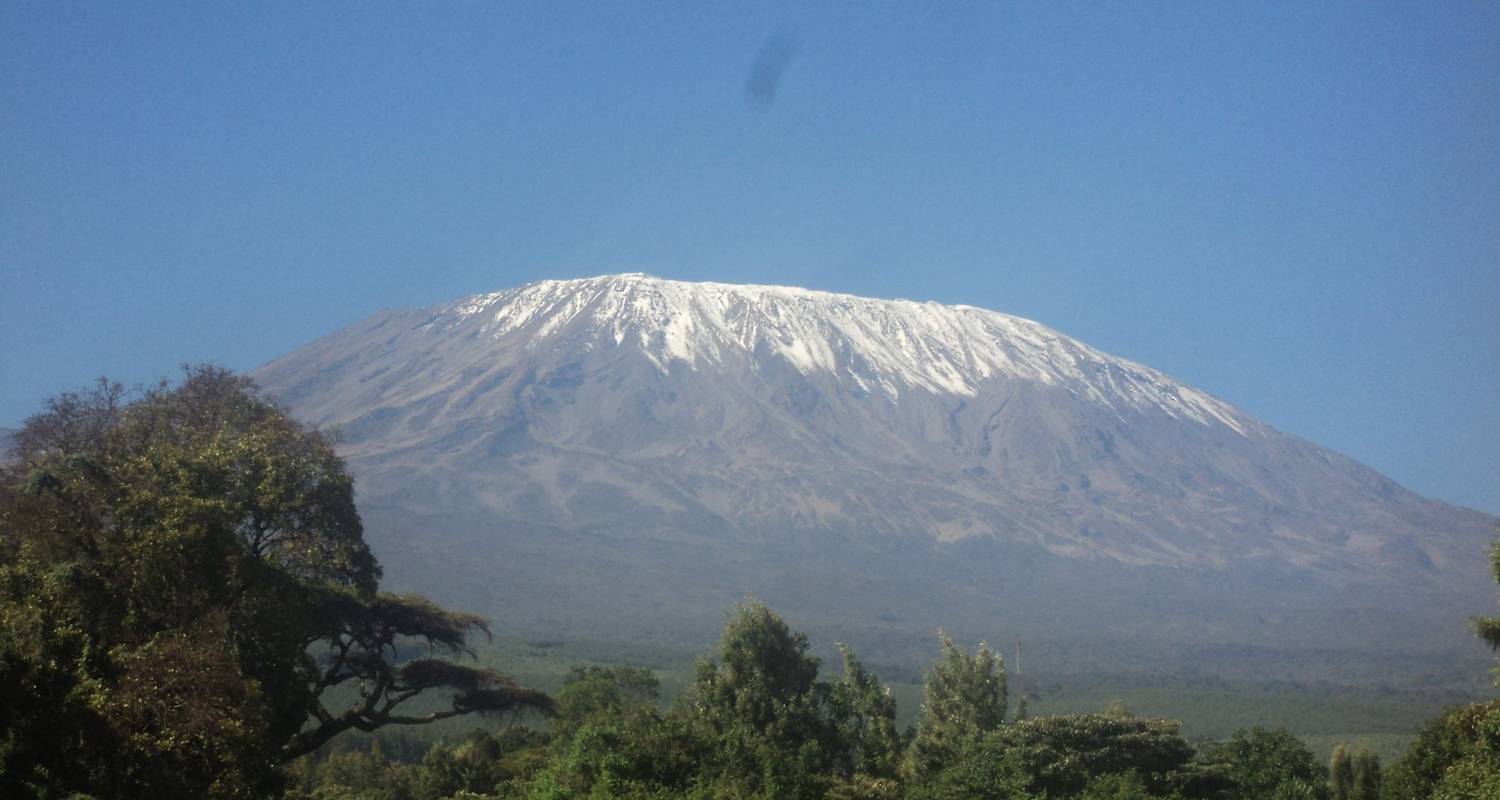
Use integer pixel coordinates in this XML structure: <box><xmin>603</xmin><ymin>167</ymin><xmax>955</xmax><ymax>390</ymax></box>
<box><xmin>745</xmin><ymin>31</ymin><xmax>800</xmax><ymax>107</ymax></box>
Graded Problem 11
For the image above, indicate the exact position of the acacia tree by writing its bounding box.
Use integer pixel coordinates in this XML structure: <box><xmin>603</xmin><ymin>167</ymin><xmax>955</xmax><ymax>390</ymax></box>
<box><xmin>0</xmin><ymin>368</ymin><xmax>551</xmax><ymax>799</ymax></box>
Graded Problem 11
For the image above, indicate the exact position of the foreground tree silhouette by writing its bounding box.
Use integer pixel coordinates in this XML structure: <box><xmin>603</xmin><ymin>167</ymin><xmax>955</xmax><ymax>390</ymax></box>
<box><xmin>0</xmin><ymin>368</ymin><xmax>551</xmax><ymax>799</ymax></box>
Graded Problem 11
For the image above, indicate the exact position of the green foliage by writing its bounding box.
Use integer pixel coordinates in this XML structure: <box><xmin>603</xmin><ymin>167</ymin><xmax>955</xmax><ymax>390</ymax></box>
<box><xmin>415</xmin><ymin>729</ymin><xmax>548</xmax><ymax>799</ymax></box>
<box><xmin>285</xmin><ymin>747</ymin><xmax>416</xmax><ymax>800</ymax></box>
<box><xmin>1476</xmin><ymin>536</ymin><xmax>1500</xmax><ymax>659</ymax></box>
<box><xmin>552</xmin><ymin>666</ymin><xmax>660</xmax><ymax>742</ymax></box>
<box><xmin>908</xmin><ymin>712</ymin><xmax>1213</xmax><ymax>800</ymax></box>
<box><xmin>906</xmin><ymin>631</ymin><xmax>1008</xmax><ymax>781</ymax></box>
<box><xmin>8</xmin><ymin>397</ymin><xmax>1484</xmax><ymax>800</ymax></box>
<box><xmin>284</xmin><ymin>726</ymin><xmax>550</xmax><ymax>800</ymax></box>
<box><xmin>283</xmin><ymin>600</ymin><xmax>1446</xmax><ymax>800</ymax></box>
<box><xmin>527</xmin><ymin>708</ymin><xmax>704</xmax><ymax>799</ymax></box>
<box><xmin>985</xmin><ymin>714</ymin><xmax>1202</xmax><ymax>798</ymax></box>
<box><xmin>1381</xmin><ymin>699</ymin><xmax>1500</xmax><ymax>800</ymax></box>
<box><xmin>0</xmin><ymin>552</ymin><xmax>120</xmax><ymax>798</ymax></box>
<box><xmin>823</xmin><ymin>774</ymin><xmax>906</xmax><ymax>800</ymax></box>
<box><xmin>829</xmin><ymin>643</ymin><xmax>903</xmax><ymax>780</ymax></box>
<box><xmin>904</xmin><ymin>744</ymin><xmax>1035</xmax><ymax>800</ymax></box>
<box><xmin>1377</xmin><ymin>530</ymin><xmax>1500</xmax><ymax>799</ymax></box>
<box><xmin>0</xmin><ymin>369</ymin><xmax>549</xmax><ymax>799</ymax></box>
<box><xmin>688</xmin><ymin>600</ymin><xmax>824</xmax><ymax>733</ymax></box>
<box><xmin>1079</xmin><ymin>772</ymin><xmax>1156</xmax><ymax>800</ymax></box>
<box><xmin>1326</xmin><ymin>744</ymin><xmax>1381</xmax><ymax>800</ymax></box>
<box><xmin>1197</xmin><ymin>726</ymin><xmax>1329</xmax><ymax>800</ymax></box>
<box><xmin>681</xmin><ymin>599</ymin><xmax>841</xmax><ymax>799</ymax></box>
<box><xmin>1330</xmin><ymin>744</ymin><xmax>1352</xmax><ymax>800</ymax></box>
<box><xmin>524</xmin><ymin>601</ymin><xmax>907</xmax><ymax>800</ymax></box>
<box><xmin>1349</xmin><ymin>748</ymin><xmax>1380</xmax><ymax>800</ymax></box>
<box><xmin>522</xmin><ymin>665</ymin><xmax>701</xmax><ymax>798</ymax></box>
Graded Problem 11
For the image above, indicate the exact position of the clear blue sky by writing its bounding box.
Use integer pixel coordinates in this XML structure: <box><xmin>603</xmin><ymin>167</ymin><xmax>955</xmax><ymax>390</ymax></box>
<box><xmin>3</xmin><ymin>3</ymin><xmax>1497</xmax><ymax>513</ymax></box>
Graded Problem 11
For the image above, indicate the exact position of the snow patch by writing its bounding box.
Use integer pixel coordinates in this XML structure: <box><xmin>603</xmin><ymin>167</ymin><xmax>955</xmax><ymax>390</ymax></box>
<box><xmin>425</xmin><ymin>274</ymin><xmax>1251</xmax><ymax>436</ymax></box>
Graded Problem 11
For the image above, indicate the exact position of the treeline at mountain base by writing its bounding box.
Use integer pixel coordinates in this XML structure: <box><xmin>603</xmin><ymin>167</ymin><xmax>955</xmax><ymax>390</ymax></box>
<box><xmin>2</xmin><ymin>369</ymin><xmax>1497</xmax><ymax>799</ymax></box>
<box><xmin>286</xmin><ymin>598</ymin><xmax>1405</xmax><ymax>800</ymax></box>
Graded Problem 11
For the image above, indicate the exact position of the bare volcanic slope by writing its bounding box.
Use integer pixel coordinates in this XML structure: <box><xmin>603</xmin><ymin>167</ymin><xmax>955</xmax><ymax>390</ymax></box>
<box><xmin>254</xmin><ymin>274</ymin><xmax>1495</xmax><ymax>662</ymax></box>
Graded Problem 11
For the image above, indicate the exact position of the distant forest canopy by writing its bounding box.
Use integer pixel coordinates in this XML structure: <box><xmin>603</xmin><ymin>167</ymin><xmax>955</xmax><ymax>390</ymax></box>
<box><xmin>1</xmin><ymin>368</ymin><xmax>1496</xmax><ymax>799</ymax></box>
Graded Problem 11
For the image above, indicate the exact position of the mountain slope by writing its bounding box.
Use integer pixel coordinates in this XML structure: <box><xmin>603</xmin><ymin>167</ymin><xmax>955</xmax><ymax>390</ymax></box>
<box><xmin>254</xmin><ymin>274</ymin><xmax>1495</xmax><ymax>662</ymax></box>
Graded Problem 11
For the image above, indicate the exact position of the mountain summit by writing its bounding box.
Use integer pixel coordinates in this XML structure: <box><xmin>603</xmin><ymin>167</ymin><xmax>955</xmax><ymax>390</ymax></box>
<box><xmin>255</xmin><ymin>275</ymin><xmax>1494</xmax><ymax>658</ymax></box>
<box><xmin>423</xmin><ymin>273</ymin><xmax>1245</xmax><ymax>430</ymax></box>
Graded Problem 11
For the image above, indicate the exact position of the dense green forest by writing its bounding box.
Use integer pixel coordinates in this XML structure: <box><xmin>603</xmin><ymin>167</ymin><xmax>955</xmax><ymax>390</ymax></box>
<box><xmin>2</xmin><ymin>369</ymin><xmax>1497</xmax><ymax>799</ymax></box>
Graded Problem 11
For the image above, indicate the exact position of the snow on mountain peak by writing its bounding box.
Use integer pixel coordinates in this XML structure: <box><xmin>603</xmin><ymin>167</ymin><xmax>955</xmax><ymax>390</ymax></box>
<box><xmin>427</xmin><ymin>274</ymin><xmax>1250</xmax><ymax>435</ymax></box>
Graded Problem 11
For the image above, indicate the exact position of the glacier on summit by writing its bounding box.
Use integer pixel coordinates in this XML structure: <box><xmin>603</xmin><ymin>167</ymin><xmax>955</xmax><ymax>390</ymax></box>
<box><xmin>424</xmin><ymin>274</ymin><xmax>1249</xmax><ymax>434</ymax></box>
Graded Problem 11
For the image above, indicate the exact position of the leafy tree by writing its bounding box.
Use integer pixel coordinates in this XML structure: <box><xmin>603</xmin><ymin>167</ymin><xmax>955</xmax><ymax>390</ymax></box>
<box><xmin>285</xmin><ymin>727</ymin><xmax>549</xmax><ymax>800</ymax></box>
<box><xmin>1381</xmin><ymin>700</ymin><xmax>1500</xmax><ymax>800</ymax></box>
<box><xmin>984</xmin><ymin>714</ymin><xmax>1201</xmax><ymax>798</ymax></box>
<box><xmin>551</xmin><ymin>665</ymin><xmax>660</xmax><ymax>742</ymax></box>
<box><xmin>906</xmin><ymin>631</ymin><xmax>1008</xmax><ymax>781</ymax></box>
<box><xmin>0</xmin><ymin>583</ymin><xmax>120</xmax><ymax>797</ymax></box>
<box><xmin>1350</xmin><ymin>748</ymin><xmax>1379</xmax><ymax>800</ymax></box>
<box><xmin>905</xmin><ymin>745</ymin><xmax>1035</xmax><ymax>800</ymax></box>
<box><xmin>0</xmin><ymin>368</ymin><xmax>551</xmax><ymax>799</ymax></box>
<box><xmin>908</xmin><ymin>712</ymin><xmax>1210</xmax><ymax>800</ymax></box>
<box><xmin>1079</xmin><ymin>771</ymin><xmax>1156</xmax><ymax>800</ymax></box>
<box><xmin>527</xmin><ymin>707</ymin><xmax>704</xmax><ymax>799</ymax></box>
<box><xmin>409</xmin><ymin>728</ymin><xmax>549</xmax><ymax>800</ymax></box>
<box><xmin>522</xmin><ymin>665</ymin><xmax>695</xmax><ymax>798</ymax></box>
<box><xmin>1330</xmin><ymin>744</ymin><xmax>1352</xmax><ymax>800</ymax></box>
<box><xmin>284</xmin><ymin>746</ymin><xmax>416</xmax><ymax>800</ymax></box>
<box><xmin>681</xmin><ymin>599</ymin><xmax>841</xmax><ymax>799</ymax></box>
<box><xmin>1197</xmin><ymin>726</ymin><xmax>1328</xmax><ymax>800</ymax></box>
<box><xmin>1424</xmin><ymin>715</ymin><xmax>1500</xmax><ymax>800</ymax></box>
<box><xmin>829</xmin><ymin>643</ymin><xmax>903</xmax><ymax>780</ymax></box>
<box><xmin>529</xmin><ymin>603</ymin><xmax>905</xmax><ymax>800</ymax></box>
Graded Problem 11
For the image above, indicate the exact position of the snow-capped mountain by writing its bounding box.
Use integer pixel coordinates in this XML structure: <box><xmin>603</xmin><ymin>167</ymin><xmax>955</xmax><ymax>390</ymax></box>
<box><xmin>436</xmin><ymin>275</ymin><xmax>1247</xmax><ymax>431</ymax></box>
<box><xmin>254</xmin><ymin>274</ymin><xmax>1495</xmax><ymax>657</ymax></box>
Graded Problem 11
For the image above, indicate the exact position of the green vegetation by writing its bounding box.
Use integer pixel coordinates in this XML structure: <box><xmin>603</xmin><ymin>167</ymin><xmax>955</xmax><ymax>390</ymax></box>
<box><xmin>284</xmin><ymin>604</ymin><xmax>1370</xmax><ymax>800</ymax></box>
<box><xmin>1374</xmin><ymin>538</ymin><xmax>1500</xmax><ymax>799</ymax></box>
<box><xmin>0</xmin><ymin>369</ymin><xmax>550</xmax><ymax>799</ymax></box>
<box><xmin>298</xmin><ymin>638</ymin><xmax>1461</xmax><ymax>766</ymax></box>
<box><xmin>1</xmin><ymin>369</ymin><xmax>1495</xmax><ymax>799</ymax></box>
<box><xmin>906</xmin><ymin>633</ymin><xmax>1008</xmax><ymax>782</ymax></box>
